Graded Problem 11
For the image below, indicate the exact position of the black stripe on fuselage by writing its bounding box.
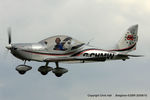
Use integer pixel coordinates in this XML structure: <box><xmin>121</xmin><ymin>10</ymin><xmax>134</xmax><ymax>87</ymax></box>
<box><xmin>110</xmin><ymin>43</ymin><xmax>136</xmax><ymax>51</ymax></box>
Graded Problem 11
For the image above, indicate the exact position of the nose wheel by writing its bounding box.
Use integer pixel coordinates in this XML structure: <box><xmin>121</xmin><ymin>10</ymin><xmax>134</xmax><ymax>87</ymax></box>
<box><xmin>16</xmin><ymin>60</ymin><xmax>32</xmax><ymax>75</ymax></box>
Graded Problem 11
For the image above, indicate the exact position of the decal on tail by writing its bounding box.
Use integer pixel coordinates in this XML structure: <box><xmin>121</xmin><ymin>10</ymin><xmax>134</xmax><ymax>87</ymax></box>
<box><xmin>112</xmin><ymin>24</ymin><xmax>138</xmax><ymax>53</ymax></box>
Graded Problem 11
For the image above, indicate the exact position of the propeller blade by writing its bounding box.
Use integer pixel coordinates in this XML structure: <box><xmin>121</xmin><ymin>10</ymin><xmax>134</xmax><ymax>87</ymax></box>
<box><xmin>8</xmin><ymin>27</ymin><xmax>11</xmax><ymax>44</ymax></box>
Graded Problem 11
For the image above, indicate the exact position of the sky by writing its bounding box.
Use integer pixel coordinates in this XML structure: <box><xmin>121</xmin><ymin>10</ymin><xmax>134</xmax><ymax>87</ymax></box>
<box><xmin>0</xmin><ymin>0</ymin><xmax>150</xmax><ymax>100</ymax></box>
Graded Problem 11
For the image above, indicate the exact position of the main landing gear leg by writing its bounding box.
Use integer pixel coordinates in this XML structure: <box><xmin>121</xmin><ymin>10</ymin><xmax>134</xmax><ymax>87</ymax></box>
<box><xmin>45</xmin><ymin>62</ymin><xmax>49</xmax><ymax>67</ymax></box>
<box><xmin>55</xmin><ymin>62</ymin><xmax>59</xmax><ymax>68</ymax></box>
<box><xmin>24</xmin><ymin>60</ymin><xmax>26</xmax><ymax>65</ymax></box>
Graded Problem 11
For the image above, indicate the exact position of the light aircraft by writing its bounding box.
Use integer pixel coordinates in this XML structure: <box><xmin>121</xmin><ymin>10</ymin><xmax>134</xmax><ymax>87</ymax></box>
<box><xmin>6</xmin><ymin>24</ymin><xmax>142</xmax><ymax>77</ymax></box>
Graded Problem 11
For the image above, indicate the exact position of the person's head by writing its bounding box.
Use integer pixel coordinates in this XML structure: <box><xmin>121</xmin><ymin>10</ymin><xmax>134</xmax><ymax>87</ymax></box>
<box><xmin>55</xmin><ymin>38</ymin><xmax>61</xmax><ymax>44</ymax></box>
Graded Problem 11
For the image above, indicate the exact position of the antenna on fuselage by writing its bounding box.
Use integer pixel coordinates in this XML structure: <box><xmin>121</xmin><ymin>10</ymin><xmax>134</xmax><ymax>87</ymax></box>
<box><xmin>87</xmin><ymin>38</ymin><xmax>94</xmax><ymax>45</ymax></box>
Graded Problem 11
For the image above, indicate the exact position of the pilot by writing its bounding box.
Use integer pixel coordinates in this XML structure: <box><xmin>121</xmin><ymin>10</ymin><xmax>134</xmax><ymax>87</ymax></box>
<box><xmin>54</xmin><ymin>38</ymin><xmax>65</xmax><ymax>50</ymax></box>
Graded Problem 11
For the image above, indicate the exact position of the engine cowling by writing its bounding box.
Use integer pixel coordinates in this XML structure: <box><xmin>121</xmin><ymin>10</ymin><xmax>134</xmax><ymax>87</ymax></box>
<box><xmin>52</xmin><ymin>67</ymin><xmax>68</xmax><ymax>77</ymax></box>
<box><xmin>16</xmin><ymin>65</ymin><xmax>32</xmax><ymax>75</ymax></box>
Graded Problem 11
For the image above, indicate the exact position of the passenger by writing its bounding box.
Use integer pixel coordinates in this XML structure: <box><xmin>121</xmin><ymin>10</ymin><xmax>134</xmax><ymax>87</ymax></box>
<box><xmin>54</xmin><ymin>38</ymin><xmax>65</xmax><ymax>50</ymax></box>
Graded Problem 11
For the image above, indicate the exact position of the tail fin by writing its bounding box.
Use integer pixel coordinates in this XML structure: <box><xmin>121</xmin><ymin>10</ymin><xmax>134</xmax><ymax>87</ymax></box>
<box><xmin>113</xmin><ymin>24</ymin><xmax>138</xmax><ymax>53</ymax></box>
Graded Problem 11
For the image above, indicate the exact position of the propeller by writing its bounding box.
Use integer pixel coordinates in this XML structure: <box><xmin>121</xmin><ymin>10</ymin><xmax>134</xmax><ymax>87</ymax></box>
<box><xmin>3</xmin><ymin>27</ymin><xmax>12</xmax><ymax>59</ymax></box>
<box><xmin>8</xmin><ymin>27</ymin><xmax>12</xmax><ymax>44</ymax></box>
<box><xmin>6</xmin><ymin>27</ymin><xmax>12</xmax><ymax>50</ymax></box>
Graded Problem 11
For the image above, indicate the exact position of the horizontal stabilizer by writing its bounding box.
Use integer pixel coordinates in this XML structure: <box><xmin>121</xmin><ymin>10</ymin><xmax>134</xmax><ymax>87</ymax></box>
<box><xmin>118</xmin><ymin>54</ymin><xmax>144</xmax><ymax>57</ymax></box>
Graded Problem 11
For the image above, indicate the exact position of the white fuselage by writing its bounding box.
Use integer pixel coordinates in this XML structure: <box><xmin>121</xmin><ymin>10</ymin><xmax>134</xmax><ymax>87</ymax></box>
<box><xmin>10</xmin><ymin>43</ymin><xmax>128</xmax><ymax>63</ymax></box>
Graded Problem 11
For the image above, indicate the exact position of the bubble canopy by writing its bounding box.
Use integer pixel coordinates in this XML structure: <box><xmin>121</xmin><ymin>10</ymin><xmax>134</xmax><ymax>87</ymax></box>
<box><xmin>39</xmin><ymin>35</ymin><xmax>85</xmax><ymax>51</ymax></box>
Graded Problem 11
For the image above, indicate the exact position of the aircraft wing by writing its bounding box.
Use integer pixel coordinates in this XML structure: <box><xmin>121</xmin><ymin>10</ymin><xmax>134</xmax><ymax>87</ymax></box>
<box><xmin>43</xmin><ymin>56</ymin><xmax>106</xmax><ymax>62</ymax></box>
<box><xmin>43</xmin><ymin>54</ymin><xmax>143</xmax><ymax>62</ymax></box>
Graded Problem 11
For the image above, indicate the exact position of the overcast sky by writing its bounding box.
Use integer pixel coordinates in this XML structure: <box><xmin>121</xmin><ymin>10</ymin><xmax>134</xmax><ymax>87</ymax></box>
<box><xmin>0</xmin><ymin>0</ymin><xmax>150</xmax><ymax>100</ymax></box>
